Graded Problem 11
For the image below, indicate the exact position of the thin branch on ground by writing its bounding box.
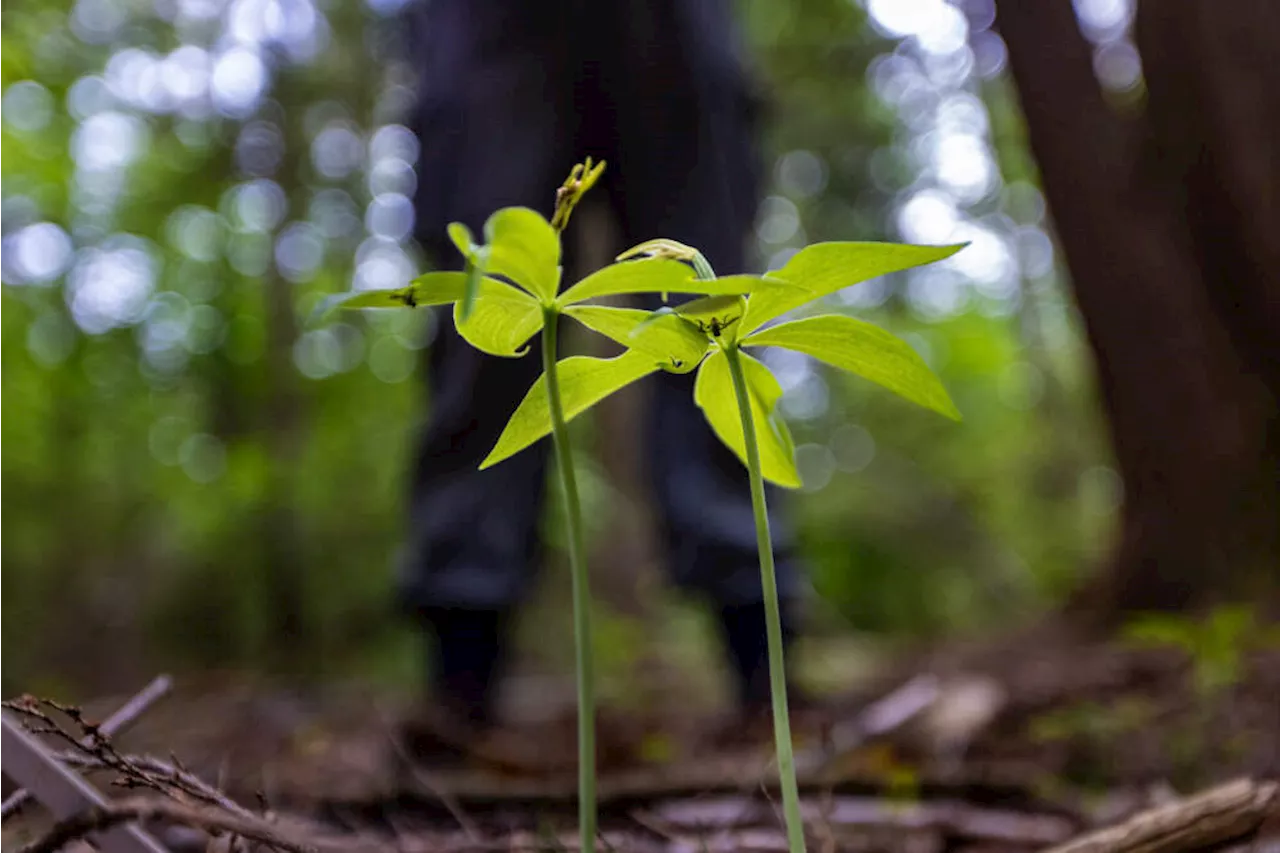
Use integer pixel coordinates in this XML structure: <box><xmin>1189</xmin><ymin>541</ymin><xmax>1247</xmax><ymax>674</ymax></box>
<box><xmin>1044</xmin><ymin>778</ymin><xmax>1279</xmax><ymax>853</ymax></box>
<box><xmin>54</xmin><ymin>748</ymin><xmax>257</xmax><ymax>819</ymax></box>
<box><xmin>1</xmin><ymin>676</ymin><xmax>172</xmax><ymax>821</ymax></box>
<box><xmin>4</xmin><ymin>694</ymin><xmax>257</xmax><ymax>821</ymax></box>
<box><xmin>16</xmin><ymin>797</ymin><xmax>319</xmax><ymax>853</ymax></box>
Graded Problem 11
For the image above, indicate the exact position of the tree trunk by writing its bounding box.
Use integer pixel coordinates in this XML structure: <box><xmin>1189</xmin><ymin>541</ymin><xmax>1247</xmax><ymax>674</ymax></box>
<box><xmin>994</xmin><ymin>0</ymin><xmax>1280</xmax><ymax>619</ymax></box>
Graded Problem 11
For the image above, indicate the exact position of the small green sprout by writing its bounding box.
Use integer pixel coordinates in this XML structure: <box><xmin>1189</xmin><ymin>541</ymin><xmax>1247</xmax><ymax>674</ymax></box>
<box><xmin>316</xmin><ymin>160</ymin><xmax>781</xmax><ymax>853</ymax></box>
<box><xmin>483</xmin><ymin>237</ymin><xmax>964</xmax><ymax>853</ymax></box>
<box><xmin>551</xmin><ymin>156</ymin><xmax>606</xmax><ymax>233</ymax></box>
<box><xmin>315</xmin><ymin>158</ymin><xmax>965</xmax><ymax>853</ymax></box>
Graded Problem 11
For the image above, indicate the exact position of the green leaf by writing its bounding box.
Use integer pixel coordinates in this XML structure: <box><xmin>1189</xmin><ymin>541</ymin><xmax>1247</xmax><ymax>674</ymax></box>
<box><xmin>484</xmin><ymin>207</ymin><xmax>561</xmax><ymax>302</ymax></box>
<box><xmin>702</xmin><ymin>275</ymin><xmax>799</xmax><ymax>297</ymax></box>
<box><xmin>446</xmin><ymin>222</ymin><xmax>488</xmax><ymax>322</ymax></box>
<box><xmin>744</xmin><ymin>314</ymin><xmax>961</xmax><ymax>420</ymax></box>
<box><xmin>740</xmin><ymin>242</ymin><xmax>967</xmax><ymax>336</ymax></box>
<box><xmin>454</xmin><ymin>279</ymin><xmax>545</xmax><ymax>357</ymax></box>
<box><xmin>563</xmin><ymin>305</ymin><xmax>708</xmax><ymax>373</ymax></box>
<box><xmin>694</xmin><ymin>350</ymin><xmax>801</xmax><ymax>488</ymax></box>
<box><xmin>482</xmin><ymin>350</ymin><xmax>659</xmax><ymax>468</ymax></box>
<box><xmin>447</xmin><ymin>222</ymin><xmax>475</xmax><ymax>258</ymax></box>
<box><xmin>558</xmin><ymin>259</ymin><xmax>777</xmax><ymax>306</ymax></box>
<box><xmin>308</xmin><ymin>272</ymin><xmax>469</xmax><ymax>325</ymax></box>
<box><xmin>674</xmin><ymin>295</ymin><xmax>748</xmax><ymax>341</ymax></box>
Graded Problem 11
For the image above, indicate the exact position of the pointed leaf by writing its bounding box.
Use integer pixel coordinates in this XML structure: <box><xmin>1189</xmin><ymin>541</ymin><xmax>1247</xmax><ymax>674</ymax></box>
<box><xmin>482</xmin><ymin>350</ymin><xmax>660</xmax><ymax>468</ymax></box>
<box><xmin>564</xmin><ymin>305</ymin><xmax>708</xmax><ymax>373</ymax></box>
<box><xmin>694</xmin><ymin>350</ymin><xmax>801</xmax><ymax>488</ymax></box>
<box><xmin>701</xmin><ymin>275</ymin><xmax>800</xmax><ymax>298</ymax></box>
<box><xmin>309</xmin><ymin>272</ymin><xmax>469</xmax><ymax>325</ymax></box>
<box><xmin>557</xmin><ymin>258</ymin><xmax>692</xmax><ymax>304</ymax></box>
<box><xmin>445</xmin><ymin>222</ymin><xmax>488</xmax><ymax>321</ymax></box>
<box><xmin>740</xmin><ymin>242</ymin><xmax>967</xmax><ymax>336</ymax></box>
<box><xmin>629</xmin><ymin>313</ymin><xmax>712</xmax><ymax>373</ymax></box>
<box><xmin>674</xmin><ymin>295</ymin><xmax>748</xmax><ymax>341</ymax></box>
<box><xmin>447</xmin><ymin>222</ymin><xmax>475</xmax><ymax>259</ymax></box>
<box><xmin>744</xmin><ymin>314</ymin><xmax>961</xmax><ymax>420</ymax></box>
<box><xmin>454</xmin><ymin>279</ymin><xmax>545</xmax><ymax>357</ymax></box>
<box><xmin>558</xmin><ymin>260</ymin><xmax>781</xmax><ymax>306</ymax></box>
<box><xmin>484</xmin><ymin>207</ymin><xmax>561</xmax><ymax>302</ymax></box>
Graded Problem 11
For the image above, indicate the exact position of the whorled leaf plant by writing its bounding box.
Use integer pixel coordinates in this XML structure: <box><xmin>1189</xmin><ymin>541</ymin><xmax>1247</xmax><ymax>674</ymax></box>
<box><xmin>484</xmin><ymin>235</ymin><xmax>965</xmax><ymax>853</ymax></box>
<box><xmin>317</xmin><ymin>159</ymin><xmax>964</xmax><ymax>853</ymax></box>
<box><xmin>313</xmin><ymin>160</ymin><xmax>787</xmax><ymax>853</ymax></box>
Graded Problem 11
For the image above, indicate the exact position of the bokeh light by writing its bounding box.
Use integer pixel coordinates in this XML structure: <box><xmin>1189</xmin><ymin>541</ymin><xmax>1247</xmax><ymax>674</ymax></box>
<box><xmin>65</xmin><ymin>236</ymin><xmax>158</xmax><ymax>334</ymax></box>
<box><xmin>2</xmin><ymin>81</ymin><xmax>56</xmax><ymax>133</ymax></box>
<box><xmin>4</xmin><ymin>224</ymin><xmax>75</xmax><ymax>285</ymax></box>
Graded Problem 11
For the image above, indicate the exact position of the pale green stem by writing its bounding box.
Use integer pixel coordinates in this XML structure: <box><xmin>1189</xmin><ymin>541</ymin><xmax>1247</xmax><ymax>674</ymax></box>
<box><xmin>722</xmin><ymin>342</ymin><xmax>806</xmax><ymax>853</ymax></box>
<box><xmin>541</xmin><ymin>305</ymin><xmax>597</xmax><ymax>853</ymax></box>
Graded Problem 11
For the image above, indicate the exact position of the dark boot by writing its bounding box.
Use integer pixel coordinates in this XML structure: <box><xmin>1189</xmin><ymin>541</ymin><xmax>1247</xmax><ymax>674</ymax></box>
<box><xmin>719</xmin><ymin>601</ymin><xmax>791</xmax><ymax>710</ymax></box>
<box><xmin>717</xmin><ymin>600</ymin><xmax>816</xmax><ymax>727</ymax></box>
<box><xmin>401</xmin><ymin>606</ymin><xmax>511</xmax><ymax>765</ymax></box>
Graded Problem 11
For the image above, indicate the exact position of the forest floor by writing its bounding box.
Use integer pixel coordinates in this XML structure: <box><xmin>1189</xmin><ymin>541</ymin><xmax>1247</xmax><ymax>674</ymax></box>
<box><xmin>4</xmin><ymin>622</ymin><xmax>1279</xmax><ymax>852</ymax></box>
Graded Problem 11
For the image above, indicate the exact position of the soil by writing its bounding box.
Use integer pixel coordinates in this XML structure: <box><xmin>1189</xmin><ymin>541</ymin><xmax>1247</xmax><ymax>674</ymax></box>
<box><xmin>4</xmin><ymin>624</ymin><xmax>1279</xmax><ymax>852</ymax></box>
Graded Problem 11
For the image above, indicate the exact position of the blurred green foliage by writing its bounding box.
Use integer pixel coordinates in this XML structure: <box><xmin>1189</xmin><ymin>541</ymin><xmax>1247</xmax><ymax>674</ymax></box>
<box><xmin>1122</xmin><ymin>605</ymin><xmax>1280</xmax><ymax>699</ymax></box>
<box><xmin>2</xmin><ymin>0</ymin><xmax>1114</xmax><ymax>697</ymax></box>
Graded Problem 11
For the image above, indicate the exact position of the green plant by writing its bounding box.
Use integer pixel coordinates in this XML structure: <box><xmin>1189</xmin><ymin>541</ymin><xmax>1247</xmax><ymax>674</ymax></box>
<box><xmin>318</xmin><ymin>160</ymin><xmax>781</xmax><ymax>852</ymax></box>
<box><xmin>319</xmin><ymin>160</ymin><xmax>964</xmax><ymax>853</ymax></box>
<box><xmin>1122</xmin><ymin>605</ymin><xmax>1280</xmax><ymax>699</ymax></box>
<box><xmin>1118</xmin><ymin>605</ymin><xmax>1280</xmax><ymax>784</ymax></box>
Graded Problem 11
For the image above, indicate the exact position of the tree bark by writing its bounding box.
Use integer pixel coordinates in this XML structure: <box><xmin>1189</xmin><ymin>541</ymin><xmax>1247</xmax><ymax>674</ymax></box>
<box><xmin>995</xmin><ymin>0</ymin><xmax>1280</xmax><ymax>618</ymax></box>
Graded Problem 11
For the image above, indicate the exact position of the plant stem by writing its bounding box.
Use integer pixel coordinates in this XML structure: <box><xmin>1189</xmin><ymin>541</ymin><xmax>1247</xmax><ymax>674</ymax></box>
<box><xmin>541</xmin><ymin>306</ymin><xmax>597</xmax><ymax>853</ymax></box>
<box><xmin>722</xmin><ymin>342</ymin><xmax>806</xmax><ymax>853</ymax></box>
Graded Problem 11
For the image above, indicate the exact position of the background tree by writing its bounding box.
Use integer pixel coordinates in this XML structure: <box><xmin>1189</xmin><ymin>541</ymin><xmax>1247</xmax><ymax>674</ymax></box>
<box><xmin>996</xmin><ymin>0</ymin><xmax>1280</xmax><ymax>619</ymax></box>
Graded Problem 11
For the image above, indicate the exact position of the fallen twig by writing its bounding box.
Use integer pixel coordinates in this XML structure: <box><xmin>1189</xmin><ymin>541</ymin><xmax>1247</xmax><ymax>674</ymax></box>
<box><xmin>1</xmin><ymin>675</ymin><xmax>172</xmax><ymax>821</ymax></box>
<box><xmin>1043</xmin><ymin>777</ymin><xmax>1279</xmax><ymax>853</ymax></box>
<box><xmin>4</xmin><ymin>690</ymin><xmax>260</xmax><ymax>822</ymax></box>
<box><xmin>54</xmin><ymin>748</ymin><xmax>258</xmax><ymax>819</ymax></box>
<box><xmin>647</xmin><ymin>794</ymin><xmax>1074</xmax><ymax>846</ymax></box>
<box><xmin>16</xmin><ymin>796</ymin><xmax>319</xmax><ymax>853</ymax></box>
<box><xmin>1</xmin><ymin>712</ymin><xmax>167</xmax><ymax>853</ymax></box>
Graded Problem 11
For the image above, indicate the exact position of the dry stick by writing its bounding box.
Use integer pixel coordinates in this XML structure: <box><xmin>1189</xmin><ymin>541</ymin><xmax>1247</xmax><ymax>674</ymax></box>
<box><xmin>648</xmin><ymin>795</ymin><xmax>1074</xmax><ymax>846</ymax></box>
<box><xmin>16</xmin><ymin>797</ymin><xmax>319</xmax><ymax>853</ymax></box>
<box><xmin>1044</xmin><ymin>778</ymin><xmax>1279</xmax><ymax>853</ymax></box>
<box><xmin>54</xmin><ymin>750</ymin><xmax>258</xmax><ymax>820</ymax></box>
<box><xmin>7</xmin><ymin>688</ymin><xmax>277</xmax><ymax>853</ymax></box>
<box><xmin>1</xmin><ymin>674</ymin><xmax>173</xmax><ymax>821</ymax></box>
<box><xmin>1</xmin><ymin>714</ymin><xmax>168</xmax><ymax>853</ymax></box>
<box><xmin>6</xmin><ymin>696</ymin><xmax>257</xmax><ymax>821</ymax></box>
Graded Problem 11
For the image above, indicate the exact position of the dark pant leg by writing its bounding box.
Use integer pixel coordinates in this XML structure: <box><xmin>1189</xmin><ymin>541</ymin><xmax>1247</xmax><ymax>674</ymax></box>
<box><xmin>593</xmin><ymin>0</ymin><xmax>805</xmax><ymax>704</ymax></box>
<box><xmin>399</xmin><ymin>0</ymin><xmax>576</xmax><ymax>720</ymax></box>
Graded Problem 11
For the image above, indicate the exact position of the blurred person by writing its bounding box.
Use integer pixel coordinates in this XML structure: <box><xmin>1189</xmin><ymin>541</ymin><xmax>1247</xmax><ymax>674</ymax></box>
<box><xmin>398</xmin><ymin>0</ymin><xmax>807</xmax><ymax>752</ymax></box>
